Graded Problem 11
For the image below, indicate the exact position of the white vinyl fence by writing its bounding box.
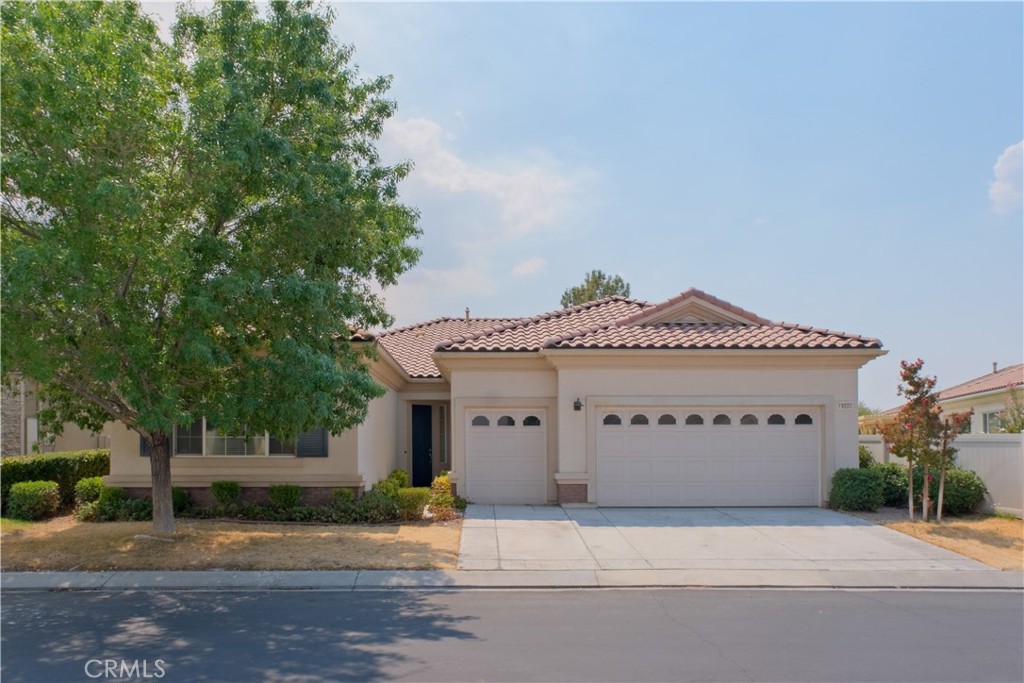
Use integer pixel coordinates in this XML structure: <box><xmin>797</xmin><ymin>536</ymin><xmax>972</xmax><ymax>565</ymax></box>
<box><xmin>858</xmin><ymin>433</ymin><xmax>1023</xmax><ymax>518</ymax></box>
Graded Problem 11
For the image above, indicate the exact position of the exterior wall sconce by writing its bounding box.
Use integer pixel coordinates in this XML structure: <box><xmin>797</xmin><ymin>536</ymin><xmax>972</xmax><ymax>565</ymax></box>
<box><xmin>573</xmin><ymin>398</ymin><xmax>583</xmax><ymax>412</ymax></box>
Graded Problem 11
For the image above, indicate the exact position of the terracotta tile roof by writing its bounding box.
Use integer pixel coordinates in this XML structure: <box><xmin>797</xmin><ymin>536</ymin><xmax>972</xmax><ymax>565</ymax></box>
<box><xmin>545</xmin><ymin>322</ymin><xmax>883</xmax><ymax>350</ymax></box>
<box><xmin>938</xmin><ymin>363</ymin><xmax>1024</xmax><ymax>402</ymax></box>
<box><xmin>376</xmin><ymin>289</ymin><xmax>884</xmax><ymax>378</ymax></box>
<box><xmin>377</xmin><ymin>317</ymin><xmax>519</xmax><ymax>378</ymax></box>
<box><xmin>435</xmin><ymin>297</ymin><xmax>653</xmax><ymax>352</ymax></box>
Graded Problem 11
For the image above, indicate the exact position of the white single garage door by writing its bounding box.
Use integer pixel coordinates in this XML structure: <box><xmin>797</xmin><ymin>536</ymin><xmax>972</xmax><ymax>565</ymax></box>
<box><xmin>465</xmin><ymin>409</ymin><xmax>547</xmax><ymax>504</ymax></box>
<box><xmin>597</xmin><ymin>407</ymin><xmax>820</xmax><ymax>507</ymax></box>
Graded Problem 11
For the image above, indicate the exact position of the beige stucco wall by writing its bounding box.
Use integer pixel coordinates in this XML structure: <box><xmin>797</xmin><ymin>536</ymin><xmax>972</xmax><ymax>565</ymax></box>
<box><xmin>939</xmin><ymin>391</ymin><xmax>1013</xmax><ymax>434</ymax></box>
<box><xmin>442</xmin><ymin>350</ymin><xmax>873</xmax><ymax>506</ymax></box>
<box><xmin>445</xmin><ymin>358</ymin><xmax>559</xmax><ymax>501</ymax></box>
<box><xmin>549</xmin><ymin>356</ymin><xmax>861</xmax><ymax>505</ymax></box>
<box><xmin>104</xmin><ymin>420</ymin><xmax>362</xmax><ymax>489</ymax></box>
<box><xmin>358</xmin><ymin>389</ymin><xmax>400</xmax><ymax>487</ymax></box>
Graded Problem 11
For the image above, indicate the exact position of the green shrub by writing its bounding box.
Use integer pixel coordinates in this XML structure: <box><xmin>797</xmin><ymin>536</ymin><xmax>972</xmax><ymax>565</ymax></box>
<box><xmin>0</xmin><ymin>449</ymin><xmax>109</xmax><ymax>511</ymax></box>
<box><xmin>858</xmin><ymin>445</ymin><xmax>874</xmax><ymax>468</ymax></box>
<box><xmin>74</xmin><ymin>476</ymin><xmax>107</xmax><ymax>505</ymax></box>
<box><xmin>829</xmin><ymin>467</ymin><xmax>884</xmax><ymax>511</ymax></box>
<box><xmin>91</xmin><ymin>497</ymin><xmax>152</xmax><ymax>522</ymax></box>
<box><xmin>387</xmin><ymin>469</ymin><xmax>410</xmax><ymax>488</ymax></box>
<box><xmin>354</xmin><ymin>490</ymin><xmax>400</xmax><ymax>524</ymax></box>
<box><xmin>268</xmin><ymin>484</ymin><xmax>303</xmax><ymax>510</ymax></box>
<box><xmin>429</xmin><ymin>472</ymin><xmax>457</xmax><ymax>521</ymax></box>
<box><xmin>937</xmin><ymin>468</ymin><xmax>987</xmax><ymax>516</ymax></box>
<box><xmin>332</xmin><ymin>487</ymin><xmax>356</xmax><ymax>507</ymax></box>
<box><xmin>371</xmin><ymin>477</ymin><xmax>400</xmax><ymax>500</ymax></box>
<box><xmin>7</xmin><ymin>481</ymin><xmax>61</xmax><ymax>520</ymax></box>
<box><xmin>98</xmin><ymin>486</ymin><xmax>125</xmax><ymax>505</ymax></box>
<box><xmin>453</xmin><ymin>494</ymin><xmax>469</xmax><ymax>512</ymax></box>
<box><xmin>172</xmin><ymin>487</ymin><xmax>190</xmax><ymax>514</ymax></box>
<box><xmin>211</xmin><ymin>481</ymin><xmax>241</xmax><ymax>506</ymax></box>
<box><xmin>870</xmin><ymin>462</ymin><xmax>908</xmax><ymax>507</ymax></box>
<box><xmin>396</xmin><ymin>487</ymin><xmax>431</xmax><ymax>521</ymax></box>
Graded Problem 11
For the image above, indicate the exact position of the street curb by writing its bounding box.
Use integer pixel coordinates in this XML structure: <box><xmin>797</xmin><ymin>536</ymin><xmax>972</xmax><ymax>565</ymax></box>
<box><xmin>3</xmin><ymin>569</ymin><xmax>1022</xmax><ymax>592</ymax></box>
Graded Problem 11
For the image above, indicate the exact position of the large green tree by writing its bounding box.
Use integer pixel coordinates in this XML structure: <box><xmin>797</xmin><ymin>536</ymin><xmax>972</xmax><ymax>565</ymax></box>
<box><xmin>1</xmin><ymin>1</ymin><xmax>420</xmax><ymax>532</ymax></box>
<box><xmin>560</xmin><ymin>269</ymin><xmax>631</xmax><ymax>308</ymax></box>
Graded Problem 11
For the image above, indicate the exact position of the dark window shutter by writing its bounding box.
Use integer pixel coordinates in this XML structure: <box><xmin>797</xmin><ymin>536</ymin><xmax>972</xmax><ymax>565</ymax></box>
<box><xmin>140</xmin><ymin>435</ymin><xmax>150</xmax><ymax>457</ymax></box>
<box><xmin>296</xmin><ymin>428</ymin><xmax>328</xmax><ymax>457</ymax></box>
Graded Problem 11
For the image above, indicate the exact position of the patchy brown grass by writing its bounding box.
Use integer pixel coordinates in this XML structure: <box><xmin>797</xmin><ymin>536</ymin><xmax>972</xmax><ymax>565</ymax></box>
<box><xmin>1</xmin><ymin>516</ymin><xmax>462</xmax><ymax>571</ymax></box>
<box><xmin>884</xmin><ymin>516</ymin><xmax>1023</xmax><ymax>571</ymax></box>
<box><xmin>850</xmin><ymin>508</ymin><xmax>1023</xmax><ymax>571</ymax></box>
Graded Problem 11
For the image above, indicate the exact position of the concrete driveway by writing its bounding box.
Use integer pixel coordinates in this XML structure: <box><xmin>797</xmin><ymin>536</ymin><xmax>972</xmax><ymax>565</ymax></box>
<box><xmin>458</xmin><ymin>505</ymin><xmax>991</xmax><ymax>573</ymax></box>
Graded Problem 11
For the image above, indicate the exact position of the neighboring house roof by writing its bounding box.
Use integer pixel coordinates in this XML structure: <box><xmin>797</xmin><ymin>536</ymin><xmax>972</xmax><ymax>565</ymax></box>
<box><xmin>937</xmin><ymin>363</ymin><xmax>1024</xmax><ymax>402</ymax></box>
<box><xmin>377</xmin><ymin>317</ymin><xmax>519</xmax><ymax>378</ymax></box>
<box><xmin>377</xmin><ymin>288</ymin><xmax>883</xmax><ymax>379</ymax></box>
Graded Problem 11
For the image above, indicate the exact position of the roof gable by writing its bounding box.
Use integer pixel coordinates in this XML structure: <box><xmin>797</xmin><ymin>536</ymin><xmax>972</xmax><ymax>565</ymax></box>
<box><xmin>619</xmin><ymin>288</ymin><xmax>771</xmax><ymax>327</ymax></box>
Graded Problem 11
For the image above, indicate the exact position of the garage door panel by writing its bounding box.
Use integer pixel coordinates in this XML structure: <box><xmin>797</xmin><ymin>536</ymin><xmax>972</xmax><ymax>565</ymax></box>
<box><xmin>598</xmin><ymin>406</ymin><xmax>820</xmax><ymax>507</ymax></box>
<box><xmin>466</xmin><ymin>409</ymin><xmax>547</xmax><ymax>504</ymax></box>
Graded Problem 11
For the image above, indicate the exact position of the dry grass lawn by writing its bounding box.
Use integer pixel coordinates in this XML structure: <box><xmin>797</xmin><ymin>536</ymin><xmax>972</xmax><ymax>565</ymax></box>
<box><xmin>884</xmin><ymin>516</ymin><xmax>1023</xmax><ymax>571</ymax></box>
<box><xmin>849</xmin><ymin>508</ymin><xmax>1023</xmax><ymax>571</ymax></box>
<box><xmin>1</xmin><ymin>516</ymin><xmax>462</xmax><ymax>571</ymax></box>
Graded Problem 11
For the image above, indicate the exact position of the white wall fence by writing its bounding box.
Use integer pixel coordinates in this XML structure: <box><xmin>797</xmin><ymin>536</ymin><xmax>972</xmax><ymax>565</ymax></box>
<box><xmin>858</xmin><ymin>434</ymin><xmax>1024</xmax><ymax>518</ymax></box>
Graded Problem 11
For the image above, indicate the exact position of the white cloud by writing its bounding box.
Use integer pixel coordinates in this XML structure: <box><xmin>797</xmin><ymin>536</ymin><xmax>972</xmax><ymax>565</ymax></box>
<box><xmin>989</xmin><ymin>141</ymin><xmax>1023</xmax><ymax>214</ymax></box>
<box><xmin>512</xmin><ymin>257</ymin><xmax>548</xmax><ymax>278</ymax></box>
<box><xmin>382</xmin><ymin>117</ymin><xmax>573</xmax><ymax>235</ymax></box>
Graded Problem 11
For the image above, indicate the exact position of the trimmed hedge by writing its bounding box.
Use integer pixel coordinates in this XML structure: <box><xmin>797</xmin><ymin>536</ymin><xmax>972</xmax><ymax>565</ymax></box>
<box><xmin>864</xmin><ymin>462</ymin><xmax>988</xmax><ymax>516</ymax></box>
<box><xmin>74</xmin><ymin>476</ymin><xmax>107</xmax><ymax>505</ymax></box>
<box><xmin>829</xmin><ymin>467</ymin><xmax>884</xmax><ymax>511</ymax></box>
<box><xmin>870</xmin><ymin>462</ymin><xmax>909</xmax><ymax>507</ymax></box>
<box><xmin>268</xmin><ymin>484</ymin><xmax>302</xmax><ymax>510</ymax></box>
<box><xmin>397</xmin><ymin>487</ymin><xmax>431</xmax><ymax>521</ymax></box>
<box><xmin>211</xmin><ymin>481</ymin><xmax>241</xmax><ymax>506</ymax></box>
<box><xmin>0</xmin><ymin>449</ymin><xmax>109</xmax><ymax>512</ymax></box>
<box><xmin>7</xmin><ymin>480</ymin><xmax>61</xmax><ymax>520</ymax></box>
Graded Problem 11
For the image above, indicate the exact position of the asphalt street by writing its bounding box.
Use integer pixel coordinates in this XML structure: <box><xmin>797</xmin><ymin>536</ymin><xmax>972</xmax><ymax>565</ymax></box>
<box><xmin>2</xmin><ymin>588</ymin><xmax>1021</xmax><ymax>682</ymax></box>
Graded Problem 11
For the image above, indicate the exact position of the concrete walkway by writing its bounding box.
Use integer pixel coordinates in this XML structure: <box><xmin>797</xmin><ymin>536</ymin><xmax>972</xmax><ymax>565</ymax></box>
<box><xmin>2</xmin><ymin>505</ymin><xmax>1021</xmax><ymax>591</ymax></box>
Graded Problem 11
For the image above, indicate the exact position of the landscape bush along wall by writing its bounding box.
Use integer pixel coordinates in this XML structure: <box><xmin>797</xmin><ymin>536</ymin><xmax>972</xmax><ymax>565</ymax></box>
<box><xmin>830</xmin><ymin>461</ymin><xmax>988</xmax><ymax>516</ymax></box>
<box><xmin>0</xmin><ymin>449</ymin><xmax>109</xmax><ymax>512</ymax></box>
<box><xmin>7</xmin><ymin>480</ymin><xmax>61</xmax><ymax>520</ymax></box>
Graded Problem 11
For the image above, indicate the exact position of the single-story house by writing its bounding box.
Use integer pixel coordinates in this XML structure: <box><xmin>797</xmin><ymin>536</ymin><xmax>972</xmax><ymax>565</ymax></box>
<box><xmin>95</xmin><ymin>288</ymin><xmax>885</xmax><ymax>507</ymax></box>
<box><xmin>859</xmin><ymin>363</ymin><xmax>1024</xmax><ymax>435</ymax></box>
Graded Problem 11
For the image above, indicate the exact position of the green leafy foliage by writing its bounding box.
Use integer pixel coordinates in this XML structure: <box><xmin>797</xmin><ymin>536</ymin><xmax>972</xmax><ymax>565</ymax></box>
<box><xmin>0</xmin><ymin>450</ymin><xmax>110</xmax><ymax>511</ymax></box>
<box><xmin>1</xmin><ymin>0</ymin><xmax>421</xmax><ymax>532</ymax></box>
<box><xmin>560</xmin><ymin>270</ymin><xmax>631</xmax><ymax>308</ymax></box>
<box><xmin>428</xmin><ymin>472</ymin><xmax>457</xmax><ymax>521</ymax></box>
<box><xmin>7</xmin><ymin>481</ymin><xmax>61</xmax><ymax>520</ymax></box>
<box><xmin>78</xmin><ymin>495</ymin><xmax>153</xmax><ymax>522</ymax></box>
<box><xmin>74</xmin><ymin>477</ymin><xmax>107</xmax><ymax>505</ymax></box>
<box><xmin>829</xmin><ymin>468</ymin><xmax>884</xmax><ymax>512</ymax></box>
<box><xmin>211</xmin><ymin>481</ymin><xmax>241</xmax><ymax>506</ymax></box>
<box><xmin>172</xmin><ymin>487</ymin><xmax>190</xmax><ymax>515</ymax></box>
<box><xmin>268</xmin><ymin>484</ymin><xmax>302</xmax><ymax>510</ymax></box>
<box><xmin>934</xmin><ymin>469</ymin><xmax>987</xmax><ymax>516</ymax></box>
<box><xmin>331</xmin><ymin>488</ymin><xmax>356</xmax><ymax>507</ymax></box>
<box><xmin>397</xmin><ymin>487</ymin><xmax>431</xmax><ymax>521</ymax></box>
<box><xmin>870</xmin><ymin>462</ymin><xmax>909</xmax><ymax>507</ymax></box>
<box><xmin>858</xmin><ymin>445</ymin><xmax>874</xmax><ymax>468</ymax></box>
<box><xmin>387</xmin><ymin>469</ymin><xmax>410</xmax><ymax>488</ymax></box>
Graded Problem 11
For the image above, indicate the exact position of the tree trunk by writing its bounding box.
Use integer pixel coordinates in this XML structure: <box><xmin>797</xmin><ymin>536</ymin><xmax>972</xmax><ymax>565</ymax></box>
<box><xmin>907</xmin><ymin>460</ymin><xmax>915</xmax><ymax>520</ymax></box>
<box><xmin>937</xmin><ymin>463</ymin><xmax>946</xmax><ymax>523</ymax></box>
<box><xmin>148</xmin><ymin>430</ymin><xmax>176</xmax><ymax>534</ymax></box>
<box><xmin>921</xmin><ymin>465</ymin><xmax>930</xmax><ymax>523</ymax></box>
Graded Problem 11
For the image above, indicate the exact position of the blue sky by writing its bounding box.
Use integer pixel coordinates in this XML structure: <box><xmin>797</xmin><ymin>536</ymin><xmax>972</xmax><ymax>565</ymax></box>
<box><xmin>149</xmin><ymin>2</ymin><xmax>1023</xmax><ymax>411</ymax></box>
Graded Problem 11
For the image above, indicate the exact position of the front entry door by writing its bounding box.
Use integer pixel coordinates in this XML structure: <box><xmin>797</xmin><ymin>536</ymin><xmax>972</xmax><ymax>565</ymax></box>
<box><xmin>412</xmin><ymin>404</ymin><xmax>433</xmax><ymax>487</ymax></box>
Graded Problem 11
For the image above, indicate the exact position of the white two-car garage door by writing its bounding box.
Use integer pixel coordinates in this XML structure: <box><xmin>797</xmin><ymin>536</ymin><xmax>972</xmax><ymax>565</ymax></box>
<box><xmin>597</xmin><ymin>407</ymin><xmax>820</xmax><ymax>507</ymax></box>
<box><xmin>466</xmin><ymin>409</ymin><xmax>547</xmax><ymax>504</ymax></box>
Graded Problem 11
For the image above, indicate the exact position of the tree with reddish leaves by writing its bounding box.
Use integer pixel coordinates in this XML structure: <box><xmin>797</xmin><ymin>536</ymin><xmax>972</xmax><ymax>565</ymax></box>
<box><xmin>879</xmin><ymin>359</ymin><xmax>971</xmax><ymax>521</ymax></box>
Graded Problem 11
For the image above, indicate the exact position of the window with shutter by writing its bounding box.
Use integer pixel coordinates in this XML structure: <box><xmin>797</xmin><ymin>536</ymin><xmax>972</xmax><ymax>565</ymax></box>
<box><xmin>296</xmin><ymin>427</ymin><xmax>328</xmax><ymax>457</ymax></box>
